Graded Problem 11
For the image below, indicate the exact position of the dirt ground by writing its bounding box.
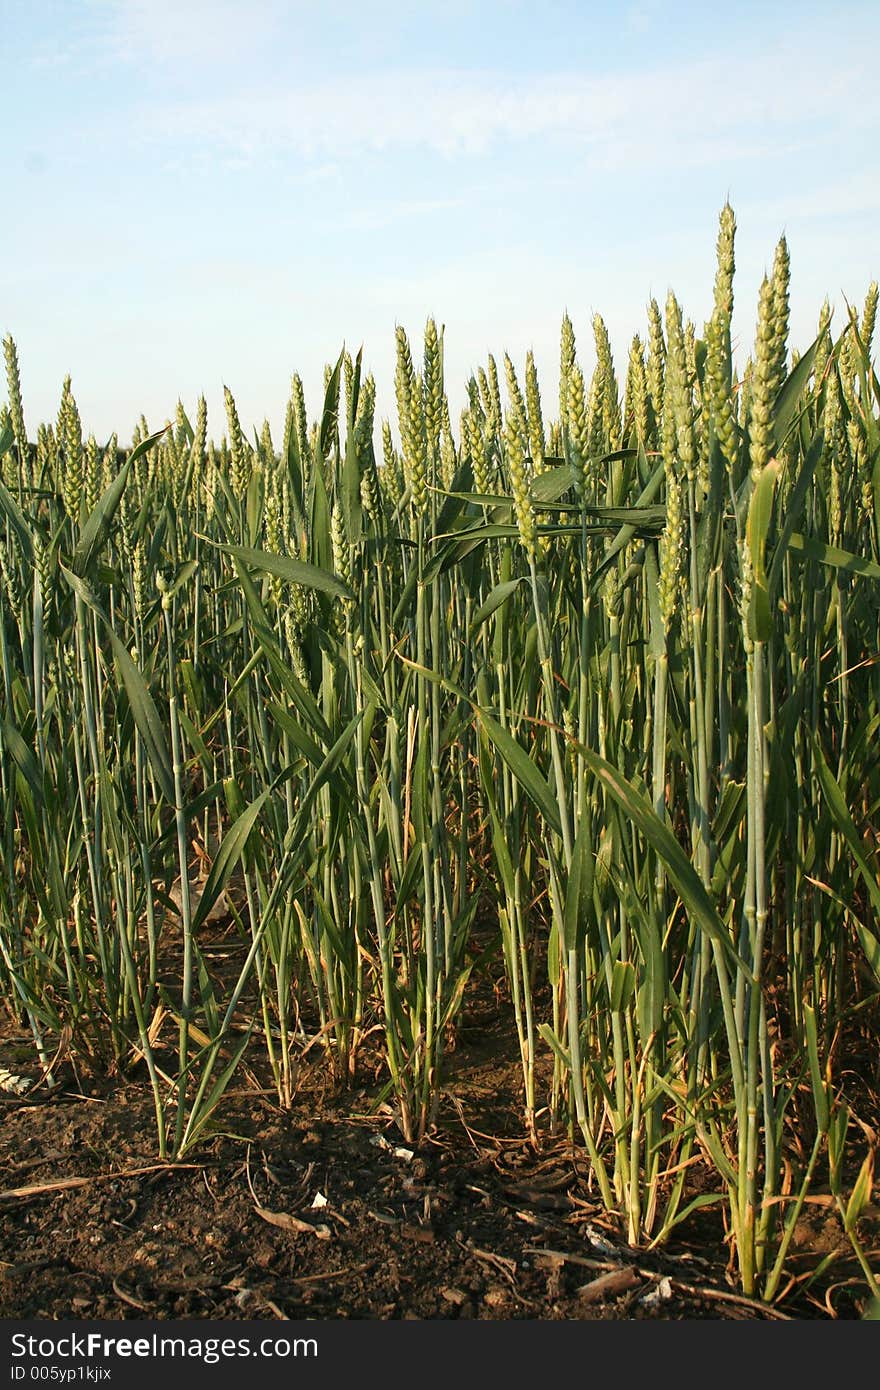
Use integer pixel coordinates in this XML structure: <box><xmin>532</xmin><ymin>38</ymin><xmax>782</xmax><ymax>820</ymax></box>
<box><xmin>1</xmin><ymin>960</ymin><xmax>876</xmax><ymax>1323</ymax></box>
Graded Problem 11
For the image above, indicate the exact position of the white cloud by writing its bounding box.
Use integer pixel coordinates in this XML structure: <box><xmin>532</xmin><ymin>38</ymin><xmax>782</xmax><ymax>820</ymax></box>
<box><xmin>84</xmin><ymin>0</ymin><xmax>286</xmax><ymax>65</ymax></box>
<box><xmin>742</xmin><ymin>169</ymin><xmax>880</xmax><ymax>225</ymax></box>
<box><xmin>33</xmin><ymin>5</ymin><xmax>877</xmax><ymax>185</ymax></box>
<box><xmin>624</xmin><ymin>0</ymin><xmax>662</xmax><ymax>34</ymax></box>
<box><xmin>336</xmin><ymin>197</ymin><xmax>466</xmax><ymax>233</ymax></box>
<box><xmin>123</xmin><ymin>45</ymin><xmax>871</xmax><ymax>173</ymax></box>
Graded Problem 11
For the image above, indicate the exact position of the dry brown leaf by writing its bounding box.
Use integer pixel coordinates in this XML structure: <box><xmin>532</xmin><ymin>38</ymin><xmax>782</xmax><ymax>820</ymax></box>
<box><xmin>255</xmin><ymin>1205</ymin><xmax>331</xmax><ymax>1240</ymax></box>
<box><xmin>577</xmin><ymin>1267</ymin><xmax>642</xmax><ymax>1302</ymax></box>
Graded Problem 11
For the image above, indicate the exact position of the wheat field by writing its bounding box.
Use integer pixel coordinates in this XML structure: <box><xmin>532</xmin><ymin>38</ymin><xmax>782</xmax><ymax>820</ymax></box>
<box><xmin>1</xmin><ymin>206</ymin><xmax>878</xmax><ymax>1301</ymax></box>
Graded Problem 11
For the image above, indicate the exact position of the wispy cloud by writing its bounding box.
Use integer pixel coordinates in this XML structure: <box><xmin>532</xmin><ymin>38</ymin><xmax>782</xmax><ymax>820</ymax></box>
<box><xmin>742</xmin><ymin>170</ymin><xmax>880</xmax><ymax>225</ymax></box>
<box><xmin>624</xmin><ymin>0</ymin><xmax>663</xmax><ymax>34</ymax></box>
<box><xmin>29</xmin><ymin>0</ymin><xmax>286</xmax><ymax>74</ymax></box>
<box><xmin>125</xmin><ymin>46</ymin><xmax>870</xmax><ymax>172</ymax></box>
<box><xmin>29</xmin><ymin>4</ymin><xmax>877</xmax><ymax>184</ymax></box>
<box><xmin>89</xmin><ymin>0</ymin><xmax>285</xmax><ymax>65</ymax></box>
<box><xmin>335</xmin><ymin>197</ymin><xmax>466</xmax><ymax>233</ymax></box>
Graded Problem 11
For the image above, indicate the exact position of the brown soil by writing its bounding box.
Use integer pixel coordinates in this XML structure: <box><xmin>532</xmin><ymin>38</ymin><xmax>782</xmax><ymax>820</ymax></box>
<box><xmin>1</xmin><ymin>949</ymin><xmax>876</xmax><ymax>1322</ymax></box>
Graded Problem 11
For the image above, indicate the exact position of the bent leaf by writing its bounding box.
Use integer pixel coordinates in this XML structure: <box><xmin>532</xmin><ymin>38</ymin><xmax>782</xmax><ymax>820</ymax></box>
<box><xmin>476</xmin><ymin>709</ymin><xmax>562</xmax><ymax>838</ymax></box>
<box><xmin>211</xmin><ymin>542</ymin><xmax>354</xmax><ymax>601</ymax></box>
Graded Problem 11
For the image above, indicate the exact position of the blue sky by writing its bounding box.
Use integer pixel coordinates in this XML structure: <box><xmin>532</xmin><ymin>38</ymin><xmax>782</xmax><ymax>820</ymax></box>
<box><xmin>3</xmin><ymin>0</ymin><xmax>879</xmax><ymax>445</ymax></box>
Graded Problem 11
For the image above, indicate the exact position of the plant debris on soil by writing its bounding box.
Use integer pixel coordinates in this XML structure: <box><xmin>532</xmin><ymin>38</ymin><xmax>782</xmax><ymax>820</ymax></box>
<box><xmin>1</xmin><ymin>966</ymin><xmax>876</xmax><ymax>1323</ymax></box>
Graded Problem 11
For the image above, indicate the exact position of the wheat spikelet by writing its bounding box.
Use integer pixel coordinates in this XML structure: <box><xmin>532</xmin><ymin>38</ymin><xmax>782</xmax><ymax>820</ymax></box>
<box><xmin>646</xmin><ymin>298</ymin><xmax>666</xmax><ymax>434</ymax></box>
<box><xmin>60</xmin><ymin>377</ymin><xmax>84</xmax><ymax>524</ymax></box>
<box><xmin>748</xmin><ymin>275</ymin><xmax>777</xmax><ymax>483</ymax></box>
<box><xmin>504</xmin><ymin>414</ymin><xmax>535</xmax><ymax>559</ymax></box>
<box><xmin>223</xmin><ymin>385</ymin><xmax>248</xmax><ymax>501</ymax></box>
<box><xmin>3</xmin><ymin>334</ymin><xmax>27</xmax><ymax>484</ymax></box>
<box><xmin>559</xmin><ymin>312</ymin><xmax>576</xmax><ymax>437</ymax></box>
